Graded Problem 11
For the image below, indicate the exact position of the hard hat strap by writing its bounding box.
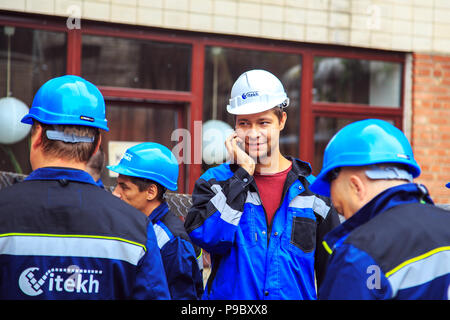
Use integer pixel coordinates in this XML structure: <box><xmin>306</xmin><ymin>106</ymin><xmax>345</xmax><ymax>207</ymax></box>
<box><xmin>46</xmin><ymin>130</ymin><xmax>95</xmax><ymax>143</ymax></box>
<box><xmin>365</xmin><ymin>165</ymin><xmax>413</xmax><ymax>182</ymax></box>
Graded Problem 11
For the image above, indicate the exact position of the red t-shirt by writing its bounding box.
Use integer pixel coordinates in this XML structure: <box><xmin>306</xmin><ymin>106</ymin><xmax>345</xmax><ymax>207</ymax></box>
<box><xmin>254</xmin><ymin>163</ymin><xmax>292</xmax><ymax>226</ymax></box>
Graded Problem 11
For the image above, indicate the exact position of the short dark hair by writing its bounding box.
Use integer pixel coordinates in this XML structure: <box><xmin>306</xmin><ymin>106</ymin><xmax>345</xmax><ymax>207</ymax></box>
<box><xmin>271</xmin><ymin>106</ymin><xmax>285</xmax><ymax>122</ymax></box>
<box><xmin>31</xmin><ymin>121</ymin><xmax>100</xmax><ymax>163</ymax></box>
<box><xmin>87</xmin><ymin>150</ymin><xmax>105</xmax><ymax>174</ymax></box>
<box><xmin>128</xmin><ymin>175</ymin><xmax>166</xmax><ymax>202</ymax></box>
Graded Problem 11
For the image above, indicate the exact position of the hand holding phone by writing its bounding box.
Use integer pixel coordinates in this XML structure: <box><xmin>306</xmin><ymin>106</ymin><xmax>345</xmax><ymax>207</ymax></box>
<box><xmin>225</xmin><ymin>132</ymin><xmax>255</xmax><ymax>176</ymax></box>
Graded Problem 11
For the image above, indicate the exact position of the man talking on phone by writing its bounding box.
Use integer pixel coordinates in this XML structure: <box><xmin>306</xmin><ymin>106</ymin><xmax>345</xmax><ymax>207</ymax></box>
<box><xmin>184</xmin><ymin>69</ymin><xmax>340</xmax><ymax>300</ymax></box>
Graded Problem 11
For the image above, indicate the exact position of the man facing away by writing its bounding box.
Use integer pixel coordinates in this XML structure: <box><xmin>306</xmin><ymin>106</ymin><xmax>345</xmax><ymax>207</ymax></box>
<box><xmin>108</xmin><ymin>142</ymin><xmax>203</xmax><ymax>300</ymax></box>
<box><xmin>0</xmin><ymin>75</ymin><xmax>170</xmax><ymax>299</ymax></box>
<box><xmin>184</xmin><ymin>69</ymin><xmax>341</xmax><ymax>300</ymax></box>
<box><xmin>310</xmin><ymin>119</ymin><xmax>450</xmax><ymax>299</ymax></box>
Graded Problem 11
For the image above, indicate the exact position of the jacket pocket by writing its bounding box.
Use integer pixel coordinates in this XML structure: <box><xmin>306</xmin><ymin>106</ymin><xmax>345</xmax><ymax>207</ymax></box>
<box><xmin>236</xmin><ymin>206</ymin><xmax>257</xmax><ymax>248</ymax></box>
<box><xmin>290</xmin><ymin>216</ymin><xmax>316</xmax><ymax>253</ymax></box>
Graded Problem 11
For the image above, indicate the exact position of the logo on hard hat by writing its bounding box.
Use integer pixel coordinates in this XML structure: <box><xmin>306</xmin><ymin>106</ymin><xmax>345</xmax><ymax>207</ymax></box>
<box><xmin>241</xmin><ymin>91</ymin><xmax>259</xmax><ymax>99</ymax></box>
<box><xmin>123</xmin><ymin>153</ymin><xmax>133</xmax><ymax>161</ymax></box>
<box><xmin>80</xmin><ymin>115</ymin><xmax>95</xmax><ymax>122</ymax></box>
<box><xmin>396</xmin><ymin>154</ymin><xmax>410</xmax><ymax>160</ymax></box>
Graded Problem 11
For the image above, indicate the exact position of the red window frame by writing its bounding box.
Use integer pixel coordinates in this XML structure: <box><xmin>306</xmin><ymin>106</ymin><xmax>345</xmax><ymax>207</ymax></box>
<box><xmin>0</xmin><ymin>11</ymin><xmax>406</xmax><ymax>193</ymax></box>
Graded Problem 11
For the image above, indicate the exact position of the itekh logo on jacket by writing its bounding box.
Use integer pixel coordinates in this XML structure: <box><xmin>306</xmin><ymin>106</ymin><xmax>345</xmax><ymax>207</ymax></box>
<box><xmin>19</xmin><ymin>265</ymin><xmax>102</xmax><ymax>296</ymax></box>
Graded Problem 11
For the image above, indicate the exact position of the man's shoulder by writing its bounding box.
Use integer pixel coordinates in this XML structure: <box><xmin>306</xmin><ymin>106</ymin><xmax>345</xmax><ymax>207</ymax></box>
<box><xmin>159</xmin><ymin>209</ymin><xmax>190</xmax><ymax>240</ymax></box>
<box><xmin>287</xmin><ymin>157</ymin><xmax>312</xmax><ymax>177</ymax></box>
<box><xmin>0</xmin><ymin>179</ymin><xmax>148</xmax><ymax>243</ymax></box>
<box><xmin>345</xmin><ymin>202</ymin><xmax>450</xmax><ymax>273</ymax></box>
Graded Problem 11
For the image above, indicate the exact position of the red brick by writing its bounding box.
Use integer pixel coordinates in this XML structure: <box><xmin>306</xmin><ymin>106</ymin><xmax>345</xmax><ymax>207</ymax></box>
<box><xmin>429</xmin><ymin>86</ymin><xmax>447</xmax><ymax>93</ymax></box>
<box><xmin>432</xmin><ymin>55</ymin><xmax>450</xmax><ymax>62</ymax></box>
<box><xmin>414</xmin><ymin>53</ymin><xmax>433</xmax><ymax>61</ymax></box>
<box><xmin>412</xmin><ymin>53</ymin><xmax>449</xmax><ymax>204</ymax></box>
<box><xmin>412</xmin><ymin>84</ymin><xmax>429</xmax><ymax>92</ymax></box>
<box><xmin>433</xmin><ymin>70</ymin><xmax>442</xmax><ymax>77</ymax></box>
<box><xmin>414</xmin><ymin>68</ymin><xmax>431</xmax><ymax>76</ymax></box>
<box><xmin>413</xmin><ymin>92</ymin><xmax>436</xmax><ymax>100</ymax></box>
<box><xmin>436</xmin><ymin>95</ymin><xmax>450</xmax><ymax>101</ymax></box>
<box><xmin>413</xmin><ymin>76</ymin><xmax>434</xmax><ymax>84</ymax></box>
<box><xmin>414</xmin><ymin>61</ymin><xmax>434</xmax><ymax>68</ymax></box>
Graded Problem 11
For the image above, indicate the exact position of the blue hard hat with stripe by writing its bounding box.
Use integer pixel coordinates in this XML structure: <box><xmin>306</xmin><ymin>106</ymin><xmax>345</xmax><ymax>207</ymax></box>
<box><xmin>107</xmin><ymin>142</ymin><xmax>179</xmax><ymax>191</ymax></box>
<box><xmin>21</xmin><ymin>75</ymin><xmax>108</xmax><ymax>131</ymax></box>
<box><xmin>310</xmin><ymin>119</ymin><xmax>421</xmax><ymax>197</ymax></box>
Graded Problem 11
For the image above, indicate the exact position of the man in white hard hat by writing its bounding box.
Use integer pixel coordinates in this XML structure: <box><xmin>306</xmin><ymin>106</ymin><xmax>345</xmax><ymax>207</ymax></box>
<box><xmin>185</xmin><ymin>69</ymin><xmax>340</xmax><ymax>300</ymax></box>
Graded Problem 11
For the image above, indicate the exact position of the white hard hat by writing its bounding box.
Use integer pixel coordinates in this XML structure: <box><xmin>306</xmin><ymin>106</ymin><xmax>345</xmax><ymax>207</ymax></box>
<box><xmin>226</xmin><ymin>69</ymin><xmax>289</xmax><ymax>115</ymax></box>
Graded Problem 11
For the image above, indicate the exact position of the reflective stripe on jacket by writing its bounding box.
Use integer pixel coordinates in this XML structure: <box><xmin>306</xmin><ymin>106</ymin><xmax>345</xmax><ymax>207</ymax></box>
<box><xmin>0</xmin><ymin>167</ymin><xmax>170</xmax><ymax>300</ymax></box>
<box><xmin>184</xmin><ymin>158</ymin><xmax>340</xmax><ymax>300</ymax></box>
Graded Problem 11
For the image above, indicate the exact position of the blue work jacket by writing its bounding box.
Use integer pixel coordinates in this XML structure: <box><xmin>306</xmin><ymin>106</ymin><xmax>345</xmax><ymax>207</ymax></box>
<box><xmin>319</xmin><ymin>183</ymin><xmax>450</xmax><ymax>300</ymax></box>
<box><xmin>149</xmin><ymin>202</ymin><xmax>203</xmax><ymax>299</ymax></box>
<box><xmin>0</xmin><ymin>167</ymin><xmax>170</xmax><ymax>300</ymax></box>
<box><xmin>184</xmin><ymin>158</ymin><xmax>340</xmax><ymax>300</ymax></box>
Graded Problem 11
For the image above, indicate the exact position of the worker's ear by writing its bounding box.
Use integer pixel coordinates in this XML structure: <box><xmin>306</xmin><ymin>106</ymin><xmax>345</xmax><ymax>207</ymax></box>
<box><xmin>93</xmin><ymin>134</ymin><xmax>102</xmax><ymax>156</ymax></box>
<box><xmin>348</xmin><ymin>174</ymin><xmax>367</xmax><ymax>203</ymax></box>
<box><xmin>30</xmin><ymin>123</ymin><xmax>44</xmax><ymax>152</ymax></box>
<box><xmin>279</xmin><ymin>111</ymin><xmax>287</xmax><ymax>131</ymax></box>
<box><xmin>146</xmin><ymin>184</ymin><xmax>158</xmax><ymax>201</ymax></box>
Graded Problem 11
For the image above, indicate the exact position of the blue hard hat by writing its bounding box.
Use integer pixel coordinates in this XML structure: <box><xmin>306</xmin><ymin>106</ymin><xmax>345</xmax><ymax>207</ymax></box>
<box><xmin>107</xmin><ymin>142</ymin><xmax>178</xmax><ymax>191</ymax></box>
<box><xmin>21</xmin><ymin>75</ymin><xmax>108</xmax><ymax>131</ymax></box>
<box><xmin>310</xmin><ymin>119</ymin><xmax>421</xmax><ymax>197</ymax></box>
<box><xmin>446</xmin><ymin>182</ymin><xmax>450</xmax><ymax>188</ymax></box>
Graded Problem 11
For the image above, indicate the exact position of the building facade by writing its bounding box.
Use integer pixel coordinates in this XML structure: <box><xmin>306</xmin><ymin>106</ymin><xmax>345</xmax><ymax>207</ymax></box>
<box><xmin>0</xmin><ymin>0</ymin><xmax>448</xmax><ymax>203</ymax></box>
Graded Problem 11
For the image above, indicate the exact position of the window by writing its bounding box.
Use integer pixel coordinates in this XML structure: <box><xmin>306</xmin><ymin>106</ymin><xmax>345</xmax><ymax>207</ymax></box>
<box><xmin>82</xmin><ymin>35</ymin><xmax>191</xmax><ymax>91</ymax></box>
<box><xmin>0</xmin><ymin>25</ymin><xmax>66</xmax><ymax>174</ymax></box>
<box><xmin>311</xmin><ymin>55</ymin><xmax>403</xmax><ymax>175</ymax></box>
<box><xmin>100</xmin><ymin>101</ymin><xmax>186</xmax><ymax>189</ymax></box>
<box><xmin>313</xmin><ymin>57</ymin><xmax>402</xmax><ymax>108</ymax></box>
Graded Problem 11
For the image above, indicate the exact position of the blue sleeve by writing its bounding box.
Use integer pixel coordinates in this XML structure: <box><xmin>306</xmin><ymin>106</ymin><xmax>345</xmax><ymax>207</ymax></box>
<box><xmin>318</xmin><ymin>243</ymin><xmax>393</xmax><ymax>300</ymax></box>
<box><xmin>161</xmin><ymin>237</ymin><xmax>204</xmax><ymax>300</ymax></box>
<box><xmin>131</xmin><ymin>224</ymin><xmax>171</xmax><ymax>300</ymax></box>
<box><xmin>185</xmin><ymin>167</ymin><xmax>252</xmax><ymax>255</ymax></box>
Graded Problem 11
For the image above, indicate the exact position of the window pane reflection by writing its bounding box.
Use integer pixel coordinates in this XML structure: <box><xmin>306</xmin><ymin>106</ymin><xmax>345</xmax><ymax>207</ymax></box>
<box><xmin>100</xmin><ymin>102</ymin><xmax>182</xmax><ymax>188</ymax></box>
<box><xmin>0</xmin><ymin>26</ymin><xmax>66</xmax><ymax>174</ymax></box>
<box><xmin>313</xmin><ymin>117</ymin><xmax>395</xmax><ymax>175</ymax></box>
<box><xmin>203</xmin><ymin>46</ymin><xmax>302</xmax><ymax>166</ymax></box>
<box><xmin>313</xmin><ymin>57</ymin><xmax>402</xmax><ymax>108</ymax></box>
<box><xmin>82</xmin><ymin>35</ymin><xmax>191</xmax><ymax>91</ymax></box>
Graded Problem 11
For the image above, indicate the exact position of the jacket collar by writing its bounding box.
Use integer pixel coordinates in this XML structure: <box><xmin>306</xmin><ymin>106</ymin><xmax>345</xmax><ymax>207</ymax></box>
<box><xmin>149</xmin><ymin>201</ymin><xmax>169</xmax><ymax>224</ymax></box>
<box><xmin>25</xmin><ymin>167</ymin><xmax>97</xmax><ymax>185</ymax></box>
<box><xmin>286</xmin><ymin>156</ymin><xmax>312</xmax><ymax>178</ymax></box>
<box><xmin>323</xmin><ymin>183</ymin><xmax>434</xmax><ymax>253</ymax></box>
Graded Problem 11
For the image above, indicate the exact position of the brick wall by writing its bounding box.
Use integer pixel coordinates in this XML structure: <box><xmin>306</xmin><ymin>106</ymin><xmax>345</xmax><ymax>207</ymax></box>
<box><xmin>412</xmin><ymin>53</ymin><xmax>450</xmax><ymax>204</ymax></box>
